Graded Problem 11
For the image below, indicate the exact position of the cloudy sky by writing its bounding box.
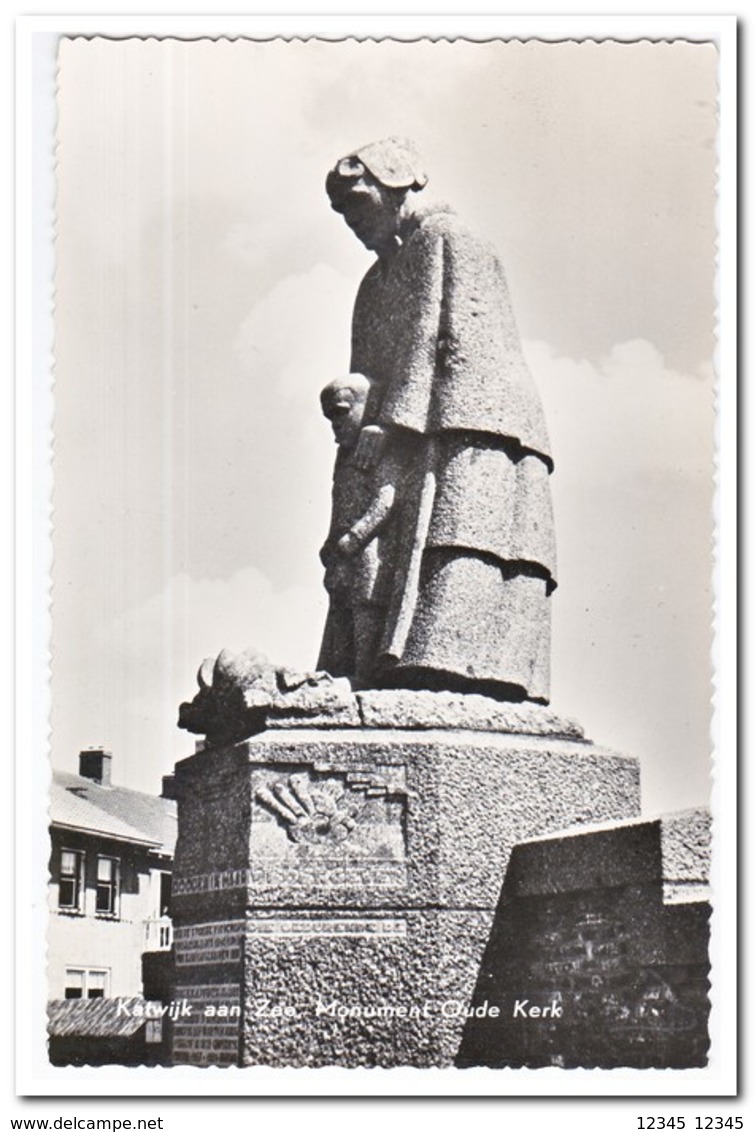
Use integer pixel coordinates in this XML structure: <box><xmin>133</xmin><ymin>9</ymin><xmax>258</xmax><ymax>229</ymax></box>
<box><xmin>52</xmin><ymin>36</ymin><xmax>718</xmax><ymax>815</ymax></box>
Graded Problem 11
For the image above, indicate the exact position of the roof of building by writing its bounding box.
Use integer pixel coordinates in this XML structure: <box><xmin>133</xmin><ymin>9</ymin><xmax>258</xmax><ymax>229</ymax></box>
<box><xmin>48</xmin><ymin>998</ymin><xmax>149</xmax><ymax>1038</ymax></box>
<box><xmin>51</xmin><ymin>769</ymin><xmax>177</xmax><ymax>854</ymax></box>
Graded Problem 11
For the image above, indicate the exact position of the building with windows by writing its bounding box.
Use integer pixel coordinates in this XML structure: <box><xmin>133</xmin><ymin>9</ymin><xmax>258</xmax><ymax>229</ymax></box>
<box><xmin>48</xmin><ymin>748</ymin><xmax>176</xmax><ymax>1003</ymax></box>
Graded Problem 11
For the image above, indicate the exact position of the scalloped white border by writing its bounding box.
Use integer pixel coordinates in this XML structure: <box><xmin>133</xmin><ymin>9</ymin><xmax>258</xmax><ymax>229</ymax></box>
<box><xmin>15</xmin><ymin>13</ymin><xmax>738</xmax><ymax>1103</ymax></box>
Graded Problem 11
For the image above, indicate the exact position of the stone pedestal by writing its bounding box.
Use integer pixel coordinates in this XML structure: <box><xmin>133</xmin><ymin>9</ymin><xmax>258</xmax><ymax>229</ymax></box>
<box><xmin>168</xmin><ymin>709</ymin><xmax>641</xmax><ymax>1067</ymax></box>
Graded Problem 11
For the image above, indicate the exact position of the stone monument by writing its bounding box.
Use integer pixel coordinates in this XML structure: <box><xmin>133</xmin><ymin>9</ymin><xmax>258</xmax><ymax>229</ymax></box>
<box><xmin>321</xmin><ymin>136</ymin><xmax>556</xmax><ymax>703</ymax></box>
<box><xmin>168</xmin><ymin>137</ymin><xmax>643</xmax><ymax>1068</ymax></box>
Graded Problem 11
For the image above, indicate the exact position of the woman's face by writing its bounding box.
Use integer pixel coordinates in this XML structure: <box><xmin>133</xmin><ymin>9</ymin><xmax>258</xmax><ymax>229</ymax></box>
<box><xmin>340</xmin><ymin>181</ymin><xmax>401</xmax><ymax>255</ymax></box>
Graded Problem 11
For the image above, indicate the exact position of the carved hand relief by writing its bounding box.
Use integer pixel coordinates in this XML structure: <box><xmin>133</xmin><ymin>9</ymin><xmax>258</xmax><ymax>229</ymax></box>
<box><xmin>255</xmin><ymin>774</ymin><xmax>360</xmax><ymax>845</ymax></box>
<box><xmin>250</xmin><ymin>765</ymin><xmax>409</xmax><ymax>873</ymax></box>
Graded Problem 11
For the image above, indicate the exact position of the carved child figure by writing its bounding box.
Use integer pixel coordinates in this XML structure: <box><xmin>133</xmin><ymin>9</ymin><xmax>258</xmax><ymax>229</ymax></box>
<box><xmin>317</xmin><ymin>373</ymin><xmax>399</xmax><ymax>687</ymax></box>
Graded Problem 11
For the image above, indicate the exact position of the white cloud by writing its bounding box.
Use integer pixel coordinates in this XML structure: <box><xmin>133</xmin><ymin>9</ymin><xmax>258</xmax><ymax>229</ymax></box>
<box><xmin>526</xmin><ymin>337</ymin><xmax>715</xmax><ymax>484</ymax></box>
<box><xmin>234</xmin><ymin>261</ymin><xmax>355</xmax><ymax>404</ymax></box>
<box><xmin>524</xmin><ymin>339</ymin><xmax>715</xmax><ymax>814</ymax></box>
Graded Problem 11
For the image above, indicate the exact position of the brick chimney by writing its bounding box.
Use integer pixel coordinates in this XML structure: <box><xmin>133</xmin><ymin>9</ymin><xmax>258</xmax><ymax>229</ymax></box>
<box><xmin>161</xmin><ymin>774</ymin><xmax>178</xmax><ymax>801</ymax></box>
<box><xmin>78</xmin><ymin>747</ymin><xmax>113</xmax><ymax>786</ymax></box>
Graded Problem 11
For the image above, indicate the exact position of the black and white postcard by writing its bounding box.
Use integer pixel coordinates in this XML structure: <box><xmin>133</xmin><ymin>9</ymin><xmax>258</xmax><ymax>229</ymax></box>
<box><xmin>16</xmin><ymin>14</ymin><xmax>738</xmax><ymax>1105</ymax></box>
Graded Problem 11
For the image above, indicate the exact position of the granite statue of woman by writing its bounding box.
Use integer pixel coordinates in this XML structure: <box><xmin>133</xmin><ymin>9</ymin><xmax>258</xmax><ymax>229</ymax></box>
<box><xmin>319</xmin><ymin>136</ymin><xmax>556</xmax><ymax>703</ymax></box>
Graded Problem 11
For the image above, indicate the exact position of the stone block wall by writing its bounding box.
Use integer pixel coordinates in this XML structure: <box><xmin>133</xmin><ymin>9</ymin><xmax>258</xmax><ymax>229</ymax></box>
<box><xmin>456</xmin><ymin>810</ymin><xmax>711</xmax><ymax>1069</ymax></box>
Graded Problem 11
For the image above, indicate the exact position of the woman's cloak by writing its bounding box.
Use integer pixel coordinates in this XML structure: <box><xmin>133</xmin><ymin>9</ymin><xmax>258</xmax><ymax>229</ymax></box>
<box><xmin>343</xmin><ymin>204</ymin><xmax>556</xmax><ymax>702</ymax></box>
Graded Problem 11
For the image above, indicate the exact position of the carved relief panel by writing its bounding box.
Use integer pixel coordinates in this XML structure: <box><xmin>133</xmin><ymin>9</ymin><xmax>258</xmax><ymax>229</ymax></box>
<box><xmin>249</xmin><ymin>764</ymin><xmax>409</xmax><ymax>891</ymax></box>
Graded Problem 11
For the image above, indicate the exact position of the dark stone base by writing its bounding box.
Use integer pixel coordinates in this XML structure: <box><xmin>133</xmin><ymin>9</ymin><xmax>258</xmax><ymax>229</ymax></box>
<box><xmin>456</xmin><ymin>811</ymin><xmax>711</xmax><ymax>1069</ymax></box>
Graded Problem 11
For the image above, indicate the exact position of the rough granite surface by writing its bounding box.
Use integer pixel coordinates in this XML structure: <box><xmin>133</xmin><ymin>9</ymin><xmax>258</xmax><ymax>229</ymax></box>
<box><xmin>660</xmin><ymin>808</ymin><xmax>712</xmax><ymax>885</ymax></box>
<box><xmin>180</xmin><ymin>670</ymin><xmax>585</xmax><ymax>745</ymax></box>
<box><xmin>342</xmin><ymin>202</ymin><xmax>556</xmax><ymax>700</ymax></box>
<box><xmin>354</xmin><ymin>689</ymin><xmax>583</xmax><ymax>737</ymax></box>
<box><xmin>241</xmin><ymin>909</ymin><xmax>494</xmax><ymax>1068</ymax></box>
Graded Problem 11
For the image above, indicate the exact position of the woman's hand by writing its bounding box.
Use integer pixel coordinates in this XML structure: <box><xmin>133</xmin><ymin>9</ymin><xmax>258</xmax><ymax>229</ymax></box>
<box><xmin>336</xmin><ymin>532</ymin><xmax>360</xmax><ymax>557</ymax></box>
<box><xmin>352</xmin><ymin>424</ymin><xmax>386</xmax><ymax>470</ymax></box>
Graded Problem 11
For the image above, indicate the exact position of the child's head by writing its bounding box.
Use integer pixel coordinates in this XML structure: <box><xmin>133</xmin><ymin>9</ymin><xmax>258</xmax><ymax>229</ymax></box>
<box><xmin>320</xmin><ymin>373</ymin><xmax>371</xmax><ymax>448</ymax></box>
